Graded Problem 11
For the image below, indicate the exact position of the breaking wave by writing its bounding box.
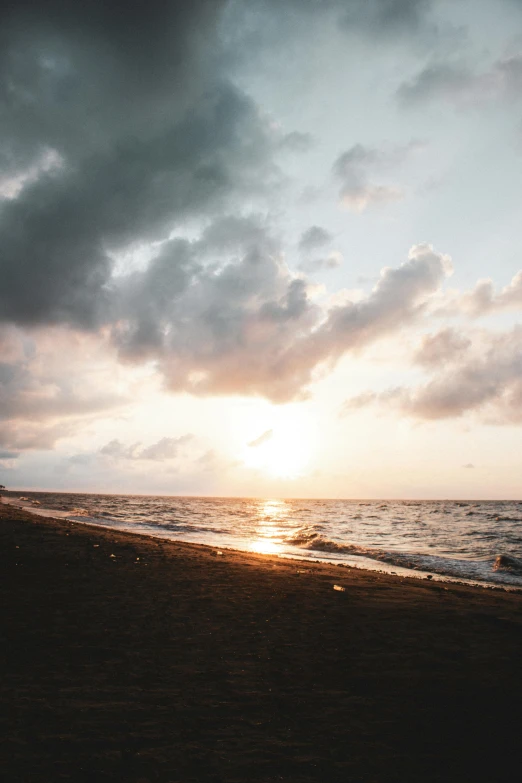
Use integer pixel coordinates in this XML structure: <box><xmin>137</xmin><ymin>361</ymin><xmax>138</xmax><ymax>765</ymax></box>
<box><xmin>289</xmin><ymin>533</ymin><xmax>359</xmax><ymax>554</ymax></box>
<box><xmin>493</xmin><ymin>554</ymin><xmax>522</xmax><ymax>573</ymax></box>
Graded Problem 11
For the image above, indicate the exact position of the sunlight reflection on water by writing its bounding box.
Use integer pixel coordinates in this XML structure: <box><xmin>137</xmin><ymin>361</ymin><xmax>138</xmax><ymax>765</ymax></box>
<box><xmin>249</xmin><ymin>499</ymin><xmax>289</xmax><ymax>554</ymax></box>
<box><xmin>260</xmin><ymin>499</ymin><xmax>288</xmax><ymax>519</ymax></box>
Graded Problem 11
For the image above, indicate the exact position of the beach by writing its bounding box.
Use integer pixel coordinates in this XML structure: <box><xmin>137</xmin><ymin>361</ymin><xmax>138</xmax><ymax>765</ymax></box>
<box><xmin>2</xmin><ymin>502</ymin><xmax>522</xmax><ymax>782</ymax></box>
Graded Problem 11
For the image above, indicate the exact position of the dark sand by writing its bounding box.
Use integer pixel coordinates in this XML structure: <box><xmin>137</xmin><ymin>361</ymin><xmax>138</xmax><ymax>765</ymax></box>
<box><xmin>1</xmin><ymin>502</ymin><xmax>522</xmax><ymax>782</ymax></box>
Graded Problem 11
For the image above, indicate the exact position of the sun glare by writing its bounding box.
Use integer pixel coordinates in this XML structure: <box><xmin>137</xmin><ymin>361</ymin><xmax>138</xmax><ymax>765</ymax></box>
<box><xmin>243</xmin><ymin>412</ymin><xmax>315</xmax><ymax>479</ymax></box>
<box><xmin>249</xmin><ymin>499</ymin><xmax>289</xmax><ymax>554</ymax></box>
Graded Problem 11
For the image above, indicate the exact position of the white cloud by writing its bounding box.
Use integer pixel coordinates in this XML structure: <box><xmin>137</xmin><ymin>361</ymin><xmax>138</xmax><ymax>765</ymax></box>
<box><xmin>342</xmin><ymin>325</ymin><xmax>522</xmax><ymax>424</ymax></box>
<box><xmin>100</xmin><ymin>435</ymin><xmax>193</xmax><ymax>462</ymax></box>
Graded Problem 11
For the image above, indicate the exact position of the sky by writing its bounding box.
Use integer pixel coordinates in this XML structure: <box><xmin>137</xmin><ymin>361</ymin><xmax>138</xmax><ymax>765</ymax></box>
<box><xmin>2</xmin><ymin>0</ymin><xmax>522</xmax><ymax>499</ymax></box>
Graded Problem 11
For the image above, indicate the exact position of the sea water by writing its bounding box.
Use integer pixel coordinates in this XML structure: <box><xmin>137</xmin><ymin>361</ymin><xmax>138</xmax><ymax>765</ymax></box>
<box><xmin>4</xmin><ymin>492</ymin><xmax>522</xmax><ymax>588</ymax></box>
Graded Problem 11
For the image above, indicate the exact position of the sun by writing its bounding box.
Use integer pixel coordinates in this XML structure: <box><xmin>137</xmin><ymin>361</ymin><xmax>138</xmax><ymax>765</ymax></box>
<box><xmin>243</xmin><ymin>411</ymin><xmax>315</xmax><ymax>479</ymax></box>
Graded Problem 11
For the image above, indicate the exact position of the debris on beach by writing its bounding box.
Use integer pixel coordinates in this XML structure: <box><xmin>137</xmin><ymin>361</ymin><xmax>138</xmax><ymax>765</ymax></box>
<box><xmin>333</xmin><ymin>585</ymin><xmax>345</xmax><ymax>592</ymax></box>
<box><xmin>110</xmin><ymin>554</ymin><xmax>116</xmax><ymax>558</ymax></box>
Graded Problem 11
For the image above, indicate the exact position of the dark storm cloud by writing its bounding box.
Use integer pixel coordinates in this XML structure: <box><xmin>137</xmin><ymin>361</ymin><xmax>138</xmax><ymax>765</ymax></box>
<box><xmin>0</xmin><ymin>0</ymin><xmax>224</xmax><ymax>157</ymax></box>
<box><xmin>0</xmin><ymin>0</ymin><xmax>287</xmax><ymax>328</ymax></box>
<box><xmin>0</xmin><ymin>0</ymin><xmax>442</xmax><ymax>333</ymax></box>
<box><xmin>0</xmin><ymin>0</ymin><xmax>455</xmax><ymax>414</ymax></box>
<box><xmin>0</xmin><ymin>80</ymin><xmax>281</xmax><ymax>327</ymax></box>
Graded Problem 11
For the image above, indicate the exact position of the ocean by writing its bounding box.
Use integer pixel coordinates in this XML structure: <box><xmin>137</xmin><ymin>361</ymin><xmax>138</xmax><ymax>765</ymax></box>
<box><xmin>4</xmin><ymin>491</ymin><xmax>522</xmax><ymax>588</ymax></box>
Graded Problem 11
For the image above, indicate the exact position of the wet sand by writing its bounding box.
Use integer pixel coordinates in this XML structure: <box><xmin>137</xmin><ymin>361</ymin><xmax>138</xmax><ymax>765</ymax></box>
<box><xmin>1</xmin><ymin>502</ymin><xmax>522</xmax><ymax>782</ymax></box>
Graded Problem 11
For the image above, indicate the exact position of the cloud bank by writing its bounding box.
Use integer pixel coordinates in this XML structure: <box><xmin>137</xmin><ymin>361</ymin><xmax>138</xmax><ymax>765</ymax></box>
<box><xmin>3</xmin><ymin>0</ymin><xmax>522</xmax><ymax>475</ymax></box>
<box><xmin>343</xmin><ymin>326</ymin><xmax>522</xmax><ymax>424</ymax></box>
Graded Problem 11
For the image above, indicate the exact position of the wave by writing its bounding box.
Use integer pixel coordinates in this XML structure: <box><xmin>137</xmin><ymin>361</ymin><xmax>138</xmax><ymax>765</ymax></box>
<box><xmin>303</xmin><ymin>536</ymin><xmax>359</xmax><ymax>554</ymax></box>
<box><xmin>286</xmin><ymin>531</ymin><xmax>522</xmax><ymax>586</ymax></box>
<box><xmin>290</xmin><ymin>535</ymin><xmax>430</xmax><ymax>574</ymax></box>
<box><xmin>289</xmin><ymin>533</ymin><xmax>400</xmax><ymax>561</ymax></box>
<box><xmin>493</xmin><ymin>554</ymin><xmax>522</xmax><ymax>574</ymax></box>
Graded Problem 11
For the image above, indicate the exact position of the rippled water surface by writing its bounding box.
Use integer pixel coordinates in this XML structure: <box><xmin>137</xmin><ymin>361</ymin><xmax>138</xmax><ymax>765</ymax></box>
<box><xmin>5</xmin><ymin>492</ymin><xmax>522</xmax><ymax>587</ymax></box>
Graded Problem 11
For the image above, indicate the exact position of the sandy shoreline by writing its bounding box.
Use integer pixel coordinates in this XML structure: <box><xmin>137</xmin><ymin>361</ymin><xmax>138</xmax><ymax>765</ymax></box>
<box><xmin>2</xmin><ymin>503</ymin><xmax>522</xmax><ymax>782</ymax></box>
